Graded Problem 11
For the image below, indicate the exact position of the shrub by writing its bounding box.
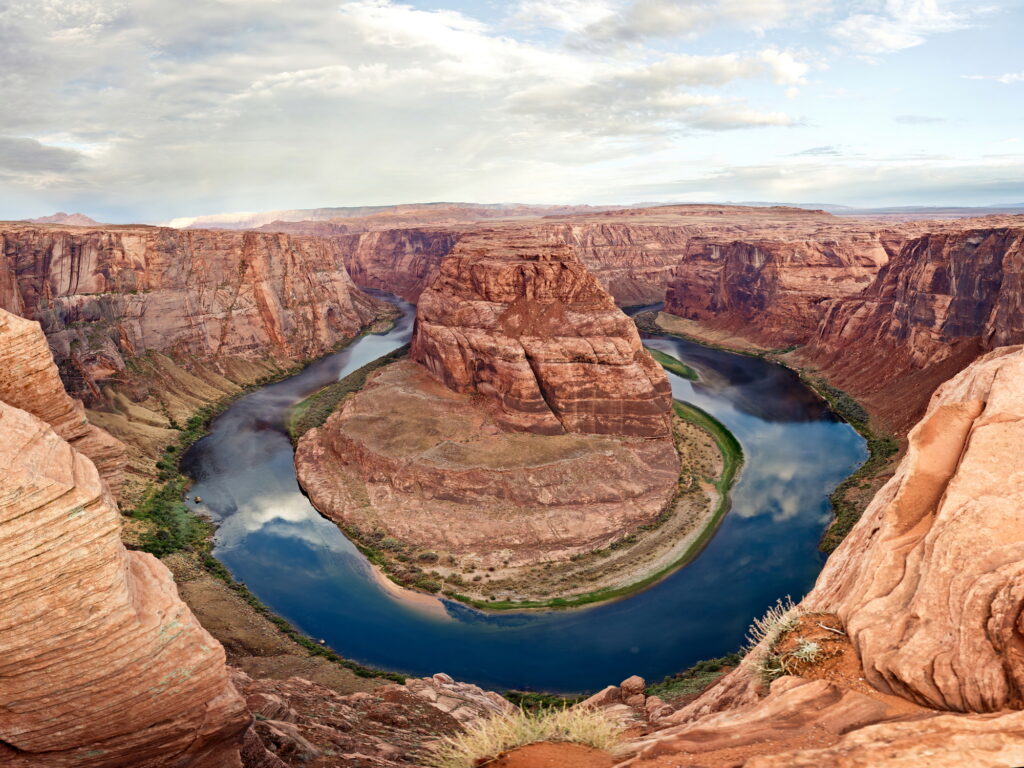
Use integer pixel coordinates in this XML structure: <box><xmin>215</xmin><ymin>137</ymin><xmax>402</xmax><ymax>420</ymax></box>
<box><xmin>425</xmin><ymin>707</ymin><xmax>621</xmax><ymax>768</ymax></box>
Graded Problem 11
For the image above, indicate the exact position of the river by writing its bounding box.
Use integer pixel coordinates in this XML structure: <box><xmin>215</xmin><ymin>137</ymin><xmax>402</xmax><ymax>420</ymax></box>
<box><xmin>181</xmin><ymin>296</ymin><xmax>865</xmax><ymax>693</ymax></box>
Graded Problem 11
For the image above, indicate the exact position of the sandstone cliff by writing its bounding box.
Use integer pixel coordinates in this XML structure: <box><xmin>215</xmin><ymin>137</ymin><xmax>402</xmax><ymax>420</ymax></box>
<box><xmin>0</xmin><ymin>309</ymin><xmax>125</xmax><ymax>497</ymax></box>
<box><xmin>803</xmin><ymin>226</ymin><xmax>1024</xmax><ymax>431</ymax></box>
<box><xmin>411</xmin><ymin>229</ymin><xmax>673</xmax><ymax>438</ymax></box>
<box><xmin>664</xmin><ymin>233</ymin><xmax>897</xmax><ymax>347</ymax></box>
<box><xmin>0</xmin><ymin>400</ymin><xmax>247</xmax><ymax>766</ymax></box>
<box><xmin>0</xmin><ymin>224</ymin><xmax>390</xmax><ymax>402</ymax></box>
<box><xmin>617</xmin><ymin>345</ymin><xmax>1024</xmax><ymax>766</ymax></box>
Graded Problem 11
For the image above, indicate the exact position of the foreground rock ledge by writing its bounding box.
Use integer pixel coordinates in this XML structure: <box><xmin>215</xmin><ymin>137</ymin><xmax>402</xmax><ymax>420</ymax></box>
<box><xmin>614</xmin><ymin>345</ymin><xmax>1024</xmax><ymax>767</ymax></box>
<box><xmin>0</xmin><ymin>399</ymin><xmax>247</xmax><ymax>764</ymax></box>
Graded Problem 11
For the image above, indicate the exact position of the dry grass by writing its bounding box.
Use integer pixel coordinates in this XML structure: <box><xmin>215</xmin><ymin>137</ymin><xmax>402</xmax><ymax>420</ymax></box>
<box><xmin>425</xmin><ymin>707</ymin><xmax>622</xmax><ymax>768</ymax></box>
<box><xmin>742</xmin><ymin>596</ymin><xmax>808</xmax><ymax>683</ymax></box>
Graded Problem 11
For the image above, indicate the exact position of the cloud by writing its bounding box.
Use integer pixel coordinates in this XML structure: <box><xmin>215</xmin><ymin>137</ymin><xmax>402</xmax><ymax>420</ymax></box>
<box><xmin>963</xmin><ymin>72</ymin><xmax>1024</xmax><ymax>84</ymax></box>
<box><xmin>508</xmin><ymin>0</ymin><xmax>617</xmax><ymax>32</ymax></box>
<box><xmin>831</xmin><ymin>0</ymin><xmax>974</xmax><ymax>55</ymax></box>
<box><xmin>576</xmin><ymin>0</ymin><xmax>830</xmax><ymax>45</ymax></box>
<box><xmin>616</xmin><ymin>156</ymin><xmax>1024</xmax><ymax>206</ymax></box>
<box><xmin>791</xmin><ymin>145</ymin><xmax>842</xmax><ymax>155</ymax></box>
<box><xmin>0</xmin><ymin>136</ymin><xmax>84</xmax><ymax>172</ymax></box>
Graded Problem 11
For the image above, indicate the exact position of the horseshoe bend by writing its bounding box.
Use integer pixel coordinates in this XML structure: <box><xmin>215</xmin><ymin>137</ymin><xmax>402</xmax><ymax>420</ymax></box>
<box><xmin>4</xmin><ymin>5</ymin><xmax>1024</xmax><ymax>764</ymax></box>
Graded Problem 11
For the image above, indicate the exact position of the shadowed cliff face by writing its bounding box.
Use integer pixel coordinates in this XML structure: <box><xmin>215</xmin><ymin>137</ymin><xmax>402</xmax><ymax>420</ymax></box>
<box><xmin>0</xmin><ymin>307</ymin><xmax>247</xmax><ymax>768</ymax></box>
<box><xmin>0</xmin><ymin>224</ymin><xmax>389</xmax><ymax>401</ymax></box>
<box><xmin>803</xmin><ymin>227</ymin><xmax>1024</xmax><ymax>432</ymax></box>
<box><xmin>664</xmin><ymin>234</ymin><xmax>896</xmax><ymax>346</ymax></box>
<box><xmin>410</xmin><ymin>229</ymin><xmax>673</xmax><ymax>438</ymax></box>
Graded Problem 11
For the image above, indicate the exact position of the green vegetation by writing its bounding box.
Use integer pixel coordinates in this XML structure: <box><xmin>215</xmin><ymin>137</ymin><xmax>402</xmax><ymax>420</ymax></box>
<box><xmin>502</xmin><ymin>690</ymin><xmax>584</xmax><ymax>713</ymax></box>
<box><xmin>648</xmin><ymin>347</ymin><xmax>699</xmax><ymax>380</ymax></box>
<box><xmin>672</xmin><ymin>400</ymin><xmax>743</xmax><ymax>495</ymax></box>
<box><xmin>288</xmin><ymin>343</ymin><xmax>410</xmax><ymax>440</ymax></box>
<box><xmin>645</xmin><ymin>652</ymin><xmax>743</xmax><ymax>700</ymax></box>
<box><xmin>130</xmin><ymin>477</ymin><xmax>210</xmax><ymax>556</ymax></box>
<box><xmin>426</xmin><ymin>707</ymin><xmax>622</xmax><ymax>768</ymax></box>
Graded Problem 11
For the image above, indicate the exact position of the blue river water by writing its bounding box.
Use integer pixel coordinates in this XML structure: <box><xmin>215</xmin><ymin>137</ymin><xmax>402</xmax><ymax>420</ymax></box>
<box><xmin>181</xmin><ymin>298</ymin><xmax>866</xmax><ymax>693</ymax></box>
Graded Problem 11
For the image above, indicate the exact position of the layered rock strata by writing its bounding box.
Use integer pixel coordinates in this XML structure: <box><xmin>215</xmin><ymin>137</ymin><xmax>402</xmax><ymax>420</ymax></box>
<box><xmin>0</xmin><ymin>308</ymin><xmax>125</xmax><ymax>498</ymax></box>
<box><xmin>0</xmin><ymin>402</ymin><xmax>247</xmax><ymax>766</ymax></box>
<box><xmin>411</xmin><ymin>229</ymin><xmax>673</xmax><ymax>438</ymax></box>
<box><xmin>664</xmin><ymin>233</ymin><xmax>896</xmax><ymax>347</ymax></box>
<box><xmin>0</xmin><ymin>224</ymin><xmax>390</xmax><ymax>401</ymax></box>
<box><xmin>803</xmin><ymin>227</ymin><xmax>1024</xmax><ymax>431</ymax></box>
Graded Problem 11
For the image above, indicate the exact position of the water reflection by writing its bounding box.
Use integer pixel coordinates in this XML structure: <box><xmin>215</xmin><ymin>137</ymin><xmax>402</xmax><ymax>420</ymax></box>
<box><xmin>181</xmin><ymin>295</ymin><xmax>866</xmax><ymax>693</ymax></box>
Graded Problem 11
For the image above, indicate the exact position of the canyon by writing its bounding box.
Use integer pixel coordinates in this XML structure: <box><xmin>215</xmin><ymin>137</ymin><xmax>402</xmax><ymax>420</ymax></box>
<box><xmin>4</xmin><ymin>203</ymin><xmax>1024</xmax><ymax>766</ymax></box>
<box><xmin>293</xmin><ymin>230</ymin><xmax>722</xmax><ymax>605</ymax></box>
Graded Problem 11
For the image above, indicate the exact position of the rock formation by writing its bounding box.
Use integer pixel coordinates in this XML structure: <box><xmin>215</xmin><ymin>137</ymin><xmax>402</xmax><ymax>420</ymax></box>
<box><xmin>295</xmin><ymin>360</ymin><xmax>680</xmax><ymax>569</ymax></box>
<box><xmin>665</xmin><ymin>233</ymin><xmax>896</xmax><ymax>347</ymax></box>
<box><xmin>0</xmin><ymin>394</ymin><xmax>247</xmax><ymax>765</ymax></box>
<box><xmin>0</xmin><ymin>308</ymin><xmax>125</xmax><ymax>498</ymax></box>
<box><xmin>338</xmin><ymin>227</ymin><xmax>459</xmax><ymax>302</ymax></box>
<box><xmin>803</xmin><ymin>226</ymin><xmax>1024</xmax><ymax>431</ymax></box>
<box><xmin>411</xmin><ymin>229</ymin><xmax>673</xmax><ymax>438</ymax></box>
<box><xmin>613</xmin><ymin>345</ymin><xmax>1024</xmax><ymax>766</ymax></box>
<box><xmin>0</xmin><ymin>224</ymin><xmax>390</xmax><ymax>401</ymax></box>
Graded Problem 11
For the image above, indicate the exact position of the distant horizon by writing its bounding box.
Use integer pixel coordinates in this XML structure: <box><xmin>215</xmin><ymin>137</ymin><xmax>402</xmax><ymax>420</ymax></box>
<box><xmin>16</xmin><ymin>197</ymin><xmax>1024</xmax><ymax>228</ymax></box>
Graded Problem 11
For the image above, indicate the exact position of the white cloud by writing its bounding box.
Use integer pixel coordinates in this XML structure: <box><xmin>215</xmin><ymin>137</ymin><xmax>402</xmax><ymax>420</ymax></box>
<box><xmin>832</xmin><ymin>0</ymin><xmax>971</xmax><ymax>55</ymax></box>
<box><xmin>508</xmin><ymin>0</ymin><xmax>618</xmax><ymax>32</ymax></box>
<box><xmin>577</xmin><ymin>0</ymin><xmax>830</xmax><ymax>45</ymax></box>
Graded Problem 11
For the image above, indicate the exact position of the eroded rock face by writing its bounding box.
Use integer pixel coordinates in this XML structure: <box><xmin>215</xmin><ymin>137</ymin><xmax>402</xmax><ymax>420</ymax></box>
<box><xmin>803</xmin><ymin>345</ymin><xmax>1024</xmax><ymax>712</ymax></box>
<box><xmin>0</xmin><ymin>402</ymin><xmax>247</xmax><ymax>767</ymax></box>
<box><xmin>0</xmin><ymin>224</ymin><xmax>389</xmax><ymax>401</ymax></box>
<box><xmin>804</xmin><ymin>227</ymin><xmax>1024</xmax><ymax>431</ymax></box>
<box><xmin>411</xmin><ymin>229</ymin><xmax>673</xmax><ymax>438</ymax></box>
<box><xmin>613</xmin><ymin>346</ymin><xmax>1024</xmax><ymax>766</ymax></box>
<box><xmin>338</xmin><ymin>227</ymin><xmax>459</xmax><ymax>302</ymax></box>
<box><xmin>0</xmin><ymin>308</ymin><xmax>125</xmax><ymax>498</ymax></box>
<box><xmin>665</xmin><ymin>234</ymin><xmax>895</xmax><ymax>347</ymax></box>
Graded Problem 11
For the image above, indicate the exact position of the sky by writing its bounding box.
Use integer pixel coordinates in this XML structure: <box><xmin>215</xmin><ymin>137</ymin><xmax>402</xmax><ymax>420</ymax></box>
<box><xmin>1</xmin><ymin>0</ymin><xmax>1023</xmax><ymax>223</ymax></box>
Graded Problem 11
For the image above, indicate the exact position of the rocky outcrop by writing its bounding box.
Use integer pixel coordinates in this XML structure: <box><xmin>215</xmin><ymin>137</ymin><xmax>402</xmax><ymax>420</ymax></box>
<box><xmin>665</xmin><ymin>233</ymin><xmax>896</xmax><ymax>347</ymax></box>
<box><xmin>803</xmin><ymin>227</ymin><xmax>1024</xmax><ymax>431</ymax></box>
<box><xmin>0</xmin><ymin>400</ymin><xmax>248</xmax><ymax>766</ymax></box>
<box><xmin>295</xmin><ymin>360</ymin><xmax>679</xmax><ymax>569</ymax></box>
<box><xmin>803</xmin><ymin>344</ymin><xmax>1024</xmax><ymax>712</ymax></box>
<box><xmin>615</xmin><ymin>345</ymin><xmax>1024</xmax><ymax>765</ymax></box>
<box><xmin>622</xmin><ymin>677</ymin><xmax>1024</xmax><ymax>768</ymax></box>
<box><xmin>233</xmin><ymin>671</ymin><xmax>512</xmax><ymax>768</ymax></box>
<box><xmin>0</xmin><ymin>224</ymin><xmax>390</xmax><ymax>402</ymax></box>
<box><xmin>0</xmin><ymin>308</ymin><xmax>125</xmax><ymax>498</ymax></box>
<box><xmin>338</xmin><ymin>227</ymin><xmax>459</xmax><ymax>302</ymax></box>
<box><xmin>411</xmin><ymin>229</ymin><xmax>673</xmax><ymax>438</ymax></box>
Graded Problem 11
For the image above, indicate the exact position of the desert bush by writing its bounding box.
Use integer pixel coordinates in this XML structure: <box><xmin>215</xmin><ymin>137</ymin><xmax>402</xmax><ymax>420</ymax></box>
<box><xmin>426</xmin><ymin>706</ymin><xmax>621</xmax><ymax>768</ymax></box>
